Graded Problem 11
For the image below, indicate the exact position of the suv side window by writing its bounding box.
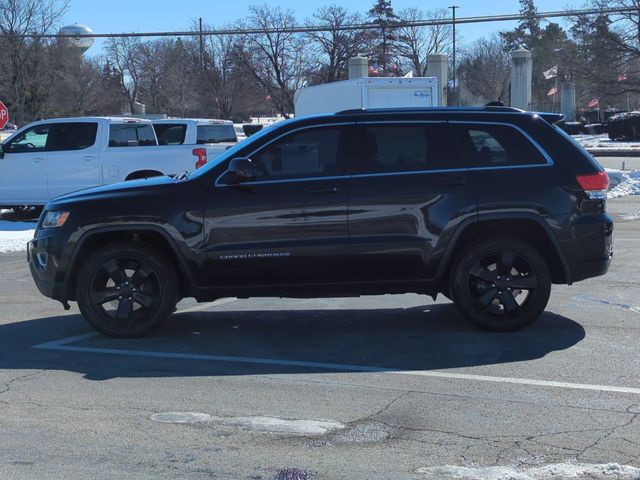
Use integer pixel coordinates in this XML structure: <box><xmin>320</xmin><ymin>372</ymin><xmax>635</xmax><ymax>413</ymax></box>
<box><xmin>452</xmin><ymin>123</ymin><xmax>547</xmax><ymax>167</ymax></box>
<box><xmin>4</xmin><ymin>124</ymin><xmax>50</xmax><ymax>153</ymax></box>
<box><xmin>350</xmin><ymin>123</ymin><xmax>464</xmax><ymax>174</ymax></box>
<box><xmin>250</xmin><ymin>127</ymin><xmax>343</xmax><ymax>180</ymax></box>
<box><xmin>153</xmin><ymin>124</ymin><xmax>187</xmax><ymax>145</ymax></box>
<box><xmin>108</xmin><ymin>123</ymin><xmax>157</xmax><ymax>147</ymax></box>
<box><xmin>48</xmin><ymin>123</ymin><xmax>98</xmax><ymax>151</ymax></box>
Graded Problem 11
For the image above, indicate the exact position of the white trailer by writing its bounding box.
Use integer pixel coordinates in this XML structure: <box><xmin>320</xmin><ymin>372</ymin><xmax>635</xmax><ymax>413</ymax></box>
<box><xmin>294</xmin><ymin>77</ymin><xmax>439</xmax><ymax>117</ymax></box>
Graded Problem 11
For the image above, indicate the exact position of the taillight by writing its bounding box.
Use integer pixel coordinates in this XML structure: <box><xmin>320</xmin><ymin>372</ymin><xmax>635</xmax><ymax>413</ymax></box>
<box><xmin>576</xmin><ymin>171</ymin><xmax>609</xmax><ymax>200</ymax></box>
<box><xmin>193</xmin><ymin>147</ymin><xmax>207</xmax><ymax>169</ymax></box>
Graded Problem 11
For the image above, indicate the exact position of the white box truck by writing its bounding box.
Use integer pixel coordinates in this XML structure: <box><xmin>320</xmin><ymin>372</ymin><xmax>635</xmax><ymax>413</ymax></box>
<box><xmin>294</xmin><ymin>77</ymin><xmax>439</xmax><ymax>117</ymax></box>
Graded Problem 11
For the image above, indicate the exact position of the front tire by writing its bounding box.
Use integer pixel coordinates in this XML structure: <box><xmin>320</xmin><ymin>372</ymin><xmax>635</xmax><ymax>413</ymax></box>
<box><xmin>76</xmin><ymin>242</ymin><xmax>178</xmax><ymax>338</ymax></box>
<box><xmin>450</xmin><ymin>237</ymin><xmax>551</xmax><ymax>332</ymax></box>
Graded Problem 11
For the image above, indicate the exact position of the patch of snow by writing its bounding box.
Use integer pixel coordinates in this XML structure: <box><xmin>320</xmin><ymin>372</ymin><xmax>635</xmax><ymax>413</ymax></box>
<box><xmin>150</xmin><ymin>412</ymin><xmax>345</xmax><ymax>435</ymax></box>
<box><xmin>606</xmin><ymin>169</ymin><xmax>640</xmax><ymax>198</ymax></box>
<box><xmin>0</xmin><ymin>220</ymin><xmax>35</xmax><ymax>253</ymax></box>
<box><xmin>575</xmin><ymin>134</ymin><xmax>640</xmax><ymax>152</ymax></box>
<box><xmin>417</xmin><ymin>462</ymin><xmax>640</xmax><ymax>480</ymax></box>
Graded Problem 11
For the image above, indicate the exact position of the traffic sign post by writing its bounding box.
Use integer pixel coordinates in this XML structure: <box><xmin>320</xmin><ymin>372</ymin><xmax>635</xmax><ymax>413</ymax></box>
<box><xmin>0</xmin><ymin>100</ymin><xmax>8</xmax><ymax>130</ymax></box>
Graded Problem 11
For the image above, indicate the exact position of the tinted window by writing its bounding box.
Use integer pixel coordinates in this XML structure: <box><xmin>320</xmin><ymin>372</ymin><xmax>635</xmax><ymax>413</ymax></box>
<box><xmin>251</xmin><ymin>127</ymin><xmax>342</xmax><ymax>180</ymax></box>
<box><xmin>452</xmin><ymin>124</ymin><xmax>547</xmax><ymax>167</ymax></box>
<box><xmin>108</xmin><ymin>123</ymin><xmax>156</xmax><ymax>147</ymax></box>
<box><xmin>48</xmin><ymin>123</ymin><xmax>97</xmax><ymax>151</ymax></box>
<box><xmin>197</xmin><ymin>124</ymin><xmax>237</xmax><ymax>144</ymax></box>
<box><xmin>4</xmin><ymin>125</ymin><xmax>50</xmax><ymax>153</ymax></box>
<box><xmin>153</xmin><ymin>124</ymin><xmax>187</xmax><ymax>145</ymax></box>
<box><xmin>350</xmin><ymin>124</ymin><xmax>464</xmax><ymax>174</ymax></box>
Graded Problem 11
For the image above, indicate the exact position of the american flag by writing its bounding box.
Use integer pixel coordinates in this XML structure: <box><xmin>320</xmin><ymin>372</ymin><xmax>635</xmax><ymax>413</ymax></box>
<box><xmin>618</xmin><ymin>73</ymin><xmax>628</xmax><ymax>82</ymax></box>
<box><xmin>588</xmin><ymin>98</ymin><xmax>599</xmax><ymax>108</ymax></box>
<box><xmin>547</xmin><ymin>87</ymin><xmax>558</xmax><ymax>96</ymax></box>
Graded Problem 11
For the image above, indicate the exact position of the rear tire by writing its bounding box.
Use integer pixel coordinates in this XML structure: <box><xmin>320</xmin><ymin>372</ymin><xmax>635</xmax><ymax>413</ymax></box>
<box><xmin>450</xmin><ymin>237</ymin><xmax>551</xmax><ymax>332</ymax></box>
<box><xmin>76</xmin><ymin>242</ymin><xmax>178</xmax><ymax>338</ymax></box>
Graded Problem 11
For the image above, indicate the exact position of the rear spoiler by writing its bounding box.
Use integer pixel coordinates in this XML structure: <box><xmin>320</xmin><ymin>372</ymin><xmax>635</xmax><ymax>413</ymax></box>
<box><xmin>536</xmin><ymin>112</ymin><xmax>565</xmax><ymax>125</ymax></box>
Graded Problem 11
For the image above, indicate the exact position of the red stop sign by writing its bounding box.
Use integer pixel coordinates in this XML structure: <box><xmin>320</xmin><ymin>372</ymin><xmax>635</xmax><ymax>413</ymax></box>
<box><xmin>0</xmin><ymin>101</ymin><xmax>8</xmax><ymax>130</ymax></box>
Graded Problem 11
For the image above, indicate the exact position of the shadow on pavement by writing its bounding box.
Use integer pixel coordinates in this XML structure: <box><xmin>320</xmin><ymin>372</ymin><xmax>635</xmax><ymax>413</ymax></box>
<box><xmin>0</xmin><ymin>303</ymin><xmax>585</xmax><ymax>380</ymax></box>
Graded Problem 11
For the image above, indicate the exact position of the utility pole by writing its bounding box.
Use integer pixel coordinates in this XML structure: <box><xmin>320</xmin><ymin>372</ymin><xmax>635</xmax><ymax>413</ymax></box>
<box><xmin>449</xmin><ymin>5</ymin><xmax>459</xmax><ymax>106</ymax></box>
<box><xmin>199</xmin><ymin>17</ymin><xmax>204</xmax><ymax>69</ymax></box>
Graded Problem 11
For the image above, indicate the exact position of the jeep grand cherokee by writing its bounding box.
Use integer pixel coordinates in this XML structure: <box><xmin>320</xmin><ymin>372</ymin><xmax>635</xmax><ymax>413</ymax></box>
<box><xmin>28</xmin><ymin>107</ymin><xmax>613</xmax><ymax>337</ymax></box>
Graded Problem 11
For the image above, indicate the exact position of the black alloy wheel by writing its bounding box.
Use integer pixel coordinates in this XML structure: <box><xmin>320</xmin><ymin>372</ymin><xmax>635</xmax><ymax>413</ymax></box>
<box><xmin>77</xmin><ymin>242</ymin><xmax>178</xmax><ymax>337</ymax></box>
<box><xmin>450</xmin><ymin>237</ymin><xmax>551</xmax><ymax>331</ymax></box>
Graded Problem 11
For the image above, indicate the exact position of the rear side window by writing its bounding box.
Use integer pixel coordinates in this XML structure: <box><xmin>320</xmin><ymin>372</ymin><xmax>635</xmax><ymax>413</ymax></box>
<box><xmin>108</xmin><ymin>123</ymin><xmax>156</xmax><ymax>147</ymax></box>
<box><xmin>48</xmin><ymin>123</ymin><xmax>97</xmax><ymax>151</ymax></box>
<box><xmin>251</xmin><ymin>127</ymin><xmax>343</xmax><ymax>180</ymax></box>
<box><xmin>452</xmin><ymin>124</ymin><xmax>547</xmax><ymax>167</ymax></box>
<box><xmin>153</xmin><ymin>124</ymin><xmax>187</xmax><ymax>145</ymax></box>
<box><xmin>349</xmin><ymin>123</ymin><xmax>464</xmax><ymax>174</ymax></box>
<box><xmin>197</xmin><ymin>124</ymin><xmax>237</xmax><ymax>144</ymax></box>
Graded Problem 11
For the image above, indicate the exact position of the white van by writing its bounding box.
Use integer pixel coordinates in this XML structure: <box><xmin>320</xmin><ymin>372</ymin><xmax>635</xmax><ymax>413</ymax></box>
<box><xmin>294</xmin><ymin>77</ymin><xmax>439</xmax><ymax>117</ymax></box>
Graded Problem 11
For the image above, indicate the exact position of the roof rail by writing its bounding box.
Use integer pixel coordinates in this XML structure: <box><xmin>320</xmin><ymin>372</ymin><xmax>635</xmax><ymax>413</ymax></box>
<box><xmin>335</xmin><ymin>106</ymin><xmax>525</xmax><ymax>115</ymax></box>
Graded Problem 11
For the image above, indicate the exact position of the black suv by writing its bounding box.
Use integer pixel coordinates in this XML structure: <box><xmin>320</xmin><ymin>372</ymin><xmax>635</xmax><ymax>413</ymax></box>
<box><xmin>29</xmin><ymin>107</ymin><xmax>613</xmax><ymax>337</ymax></box>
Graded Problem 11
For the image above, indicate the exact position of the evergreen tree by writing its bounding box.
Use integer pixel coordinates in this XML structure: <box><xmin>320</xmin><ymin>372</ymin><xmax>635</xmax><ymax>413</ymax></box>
<box><xmin>368</xmin><ymin>0</ymin><xmax>399</xmax><ymax>74</ymax></box>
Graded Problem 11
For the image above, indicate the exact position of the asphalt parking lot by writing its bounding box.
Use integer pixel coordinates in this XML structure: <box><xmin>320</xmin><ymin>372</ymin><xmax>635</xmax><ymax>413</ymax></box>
<box><xmin>1</xmin><ymin>197</ymin><xmax>639</xmax><ymax>480</ymax></box>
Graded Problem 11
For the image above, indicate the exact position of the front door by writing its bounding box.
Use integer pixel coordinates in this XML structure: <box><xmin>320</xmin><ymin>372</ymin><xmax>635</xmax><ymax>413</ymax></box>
<box><xmin>203</xmin><ymin>125</ymin><xmax>353</xmax><ymax>286</ymax></box>
<box><xmin>0</xmin><ymin>124</ymin><xmax>49</xmax><ymax>205</ymax></box>
<box><xmin>345</xmin><ymin>122</ymin><xmax>476</xmax><ymax>281</ymax></box>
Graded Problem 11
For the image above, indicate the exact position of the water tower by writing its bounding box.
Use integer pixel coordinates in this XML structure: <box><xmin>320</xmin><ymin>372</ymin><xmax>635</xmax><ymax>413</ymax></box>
<box><xmin>58</xmin><ymin>23</ymin><xmax>94</xmax><ymax>54</ymax></box>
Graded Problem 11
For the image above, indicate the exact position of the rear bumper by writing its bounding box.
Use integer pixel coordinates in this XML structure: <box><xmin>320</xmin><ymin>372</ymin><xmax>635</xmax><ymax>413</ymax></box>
<box><xmin>560</xmin><ymin>212</ymin><xmax>614</xmax><ymax>284</ymax></box>
<box><xmin>569</xmin><ymin>255</ymin><xmax>612</xmax><ymax>283</ymax></box>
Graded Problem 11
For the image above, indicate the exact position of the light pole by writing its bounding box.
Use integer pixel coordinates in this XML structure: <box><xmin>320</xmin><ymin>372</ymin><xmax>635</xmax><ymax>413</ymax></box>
<box><xmin>449</xmin><ymin>5</ymin><xmax>459</xmax><ymax>106</ymax></box>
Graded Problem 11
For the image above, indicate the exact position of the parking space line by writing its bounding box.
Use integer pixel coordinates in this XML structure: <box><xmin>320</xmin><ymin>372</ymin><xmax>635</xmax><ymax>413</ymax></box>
<box><xmin>31</xmin><ymin>334</ymin><xmax>640</xmax><ymax>395</ymax></box>
<box><xmin>177</xmin><ymin>297</ymin><xmax>237</xmax><ymax>314</ymax></box>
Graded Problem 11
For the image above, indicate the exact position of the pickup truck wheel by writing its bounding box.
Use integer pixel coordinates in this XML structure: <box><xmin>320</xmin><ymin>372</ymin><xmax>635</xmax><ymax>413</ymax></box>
<box><xmin>450</xmin><ymin>237</ymin><xmax>551</xmax><ymax>332</ymax></box>
<box><xmin>76</xmin><ymin>242</ymin><xmax>178</xmax><ymax>338</ymax></box>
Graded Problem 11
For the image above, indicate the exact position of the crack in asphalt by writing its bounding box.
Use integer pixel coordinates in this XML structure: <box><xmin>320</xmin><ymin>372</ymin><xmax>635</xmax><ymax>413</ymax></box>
<box><xmin>0</xmin><ymin>370</ymin><xmax>45</xmax><ymax>397</ymax></box>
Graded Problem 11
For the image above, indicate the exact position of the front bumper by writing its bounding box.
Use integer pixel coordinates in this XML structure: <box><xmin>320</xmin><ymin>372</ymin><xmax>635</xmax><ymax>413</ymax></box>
<box><xmin>28</xmin><ymin>234</ymin><xmax>66</xmax><ymax>302</ymax></box>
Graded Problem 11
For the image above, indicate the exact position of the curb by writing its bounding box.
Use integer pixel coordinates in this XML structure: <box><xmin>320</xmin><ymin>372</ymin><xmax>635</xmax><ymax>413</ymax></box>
<box><xmin>588</xmin><ymin>151</ymin><xmax>640</xmax><ymax>158</ymax></box>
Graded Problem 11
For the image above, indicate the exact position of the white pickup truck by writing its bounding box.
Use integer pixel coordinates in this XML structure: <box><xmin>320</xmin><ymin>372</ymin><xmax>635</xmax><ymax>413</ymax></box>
<box><xmin>0</xmin><ymin>116</ymin><xmax>232</xmax><ymax>214</ymax></box>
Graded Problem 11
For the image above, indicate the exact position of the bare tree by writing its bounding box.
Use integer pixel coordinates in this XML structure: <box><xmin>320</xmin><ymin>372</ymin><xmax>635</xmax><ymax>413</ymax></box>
<box><xmin>106</xmin><ymin>36</ymin><xmax>146</xmax><ymax>114</ymax></box>
<box><xmin>458</xmin><ymin>34</ymin><xmax>511</xmax><ymax>105</ymax></box>
<box><xmin>199</xmin><ymin>23</ymin><xmax>247</xmax><ymax>118</ymax></box>
<box><xmin>239</xmin><ymin>4</ymin><xmax>309</xmax><ymax>117</ymax></box>
<box><xmin>305</xmin><ymin>5</ymin><xmax>368</xmax><ymax>83</ymax></box>
<box><xmin>396</xmin><ymin>8</ymin><xmax>452</xmax><ymax>76</ymax></box>
<box><xmin>0</xmin><ymin>0</ymin><xmax>69</xmax><ymax>123</ymax></box>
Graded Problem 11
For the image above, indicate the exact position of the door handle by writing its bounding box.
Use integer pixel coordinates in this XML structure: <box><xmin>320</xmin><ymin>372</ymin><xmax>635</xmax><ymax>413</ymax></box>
<box><xmin>82</xmin><ymin>156</ymin><xmax>95</xmax><ymax>162</ymax></box>
<box><xmin>432</xmin><ymin>178</ymin><xmax>466</xmax><ymax>187</ymax></box>
<box><xmin>33</xmin><ymin>157</ymin><xmax>44</xmax><ymax>163</ymax></box>
<box><xmin>309</xmin><ymin>186</ymin><xmax>340</xmax><ymax>195</ymax></box>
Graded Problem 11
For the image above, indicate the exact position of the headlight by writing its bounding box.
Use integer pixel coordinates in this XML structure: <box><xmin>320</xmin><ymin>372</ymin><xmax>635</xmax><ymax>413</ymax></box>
<box><xmin>42</xmin><ymin>211</ymin><xmax>70</xmax><ymax>228</ymax></box>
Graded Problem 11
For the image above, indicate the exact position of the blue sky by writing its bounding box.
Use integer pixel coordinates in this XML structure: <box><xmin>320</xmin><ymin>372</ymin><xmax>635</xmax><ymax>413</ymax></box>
<box><xmin>61</xmin><ymin>0</ymin><xmax>583</xmax><ymax>55</ymax></box>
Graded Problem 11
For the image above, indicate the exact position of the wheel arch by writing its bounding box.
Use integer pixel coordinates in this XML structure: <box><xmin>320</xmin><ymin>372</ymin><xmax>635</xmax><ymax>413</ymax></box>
<box><xmin>125</xmin><ymin>170</ymin><xmax>164</xmax><ymax>181</ymax></box>
<box><xmin>436</xmin><ymin>214</ymin><xmax>571</xmax><ymax>286</ymax></box>
<box><xmin>63</xmin><ymin>225</ymin><xmax>196</xmax><ymax>301</ymax></box>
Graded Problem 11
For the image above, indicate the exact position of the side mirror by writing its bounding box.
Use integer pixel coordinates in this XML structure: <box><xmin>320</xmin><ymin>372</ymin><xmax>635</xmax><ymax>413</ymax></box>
<box><xmin>223</xmin><ymin>157</ymin><xmax>256</xmax><ymax>184</ymax></box>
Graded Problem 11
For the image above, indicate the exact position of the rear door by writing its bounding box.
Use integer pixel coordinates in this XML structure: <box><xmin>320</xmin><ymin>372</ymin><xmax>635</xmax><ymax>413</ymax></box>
<box><xmin>0</xmin><ymin>124</ymin><xmax>50</xmax><ymax>204</ymax></box>
<box><xmin>46</xmin><ymin>122</ymin><xmax>101</xmax><ymax>198</ymax></box>
<box><xmin>345</xmin><ymin>122</ymin><xmax>476</xmax><ymax>281</ymax></box>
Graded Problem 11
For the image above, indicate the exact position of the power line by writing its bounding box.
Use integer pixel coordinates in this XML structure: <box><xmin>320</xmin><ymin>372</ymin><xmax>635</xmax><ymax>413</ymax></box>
<box><xmin>2</xmin><ymin>6</ymin><xmax>639</xmax><ymax>39</ymax></box>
